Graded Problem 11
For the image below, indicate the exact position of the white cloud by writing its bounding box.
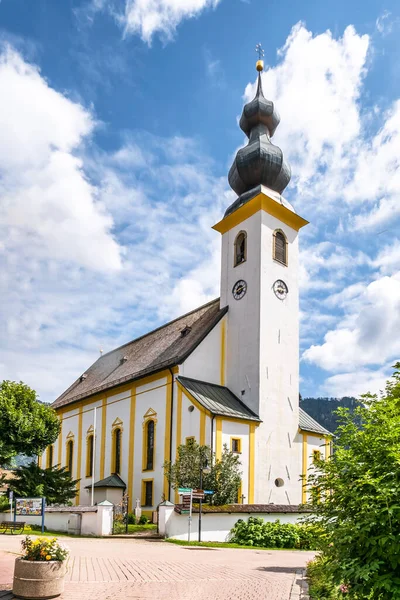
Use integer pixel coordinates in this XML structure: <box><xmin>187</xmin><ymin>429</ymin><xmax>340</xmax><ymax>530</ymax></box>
<box><xmin>0</xmin><ymin>45</ymin><xmax>122</xmax><ymax>272</ymax></box>
<box><xmin>303</xmin><ymin>275</ymin><xmax>400</xmax><ymax>372</ymax></box>
<box><xmin>88</xmin><ymin>0</ymin><xmax>222</xmax><ymax>43</ymax></box>
<box><xmin>245</xmin><ymin>24</ymin><xmax>369</xmax><ymax>201</ymax></box>
<box><xmin>320</xmin><ymin>367</ymin><xmax>391</xmax><ymax>398</ymax></box>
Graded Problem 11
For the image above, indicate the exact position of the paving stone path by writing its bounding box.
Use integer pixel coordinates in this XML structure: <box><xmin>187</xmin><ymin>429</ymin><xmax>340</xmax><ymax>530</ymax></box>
<box><xmin>0</xmin><ymin>536</ymin><xmax>313</xmax><ymax>599</ymax></box>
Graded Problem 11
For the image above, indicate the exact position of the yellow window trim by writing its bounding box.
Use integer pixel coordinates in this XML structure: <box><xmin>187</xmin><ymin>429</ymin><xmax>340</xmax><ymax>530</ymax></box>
<box><xmin>46</xmin><ymin>445</ymin><xmax>54</xmax><ymax>469</ymax></box>
<box><xmin>142</xmin><ymin>413</ymin><xmax>157</xmax><ymax>473</ymax></box>
<box><xmin>230</xmin><ymin>437</ymin><xmax>242</xmax><ymax>453</ymax></box>
<box><xmin>141</xmin><ymin>478</ymin><xmax>154</xmax><ymax>507</ymax></box>
<box><xmin>163</xmin><ymin>372</ymin><xmax>173</xmax><ymax>500</ymax></box>
<box><xmin>110</xmin><ymin>418</ymin><xmax>123</xmax><ymax>475</ymax></box>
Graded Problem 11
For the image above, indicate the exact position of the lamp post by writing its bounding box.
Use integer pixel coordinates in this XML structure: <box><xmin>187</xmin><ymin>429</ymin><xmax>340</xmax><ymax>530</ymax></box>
<box><xmin>198</xmin><ymin>452</ymin><xmax>211</xmax><ymax>543</ymax></box>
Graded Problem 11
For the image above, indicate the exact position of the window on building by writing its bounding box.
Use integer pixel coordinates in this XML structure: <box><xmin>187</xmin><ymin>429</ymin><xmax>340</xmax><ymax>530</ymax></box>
<box><xmin>113</xmin><ymin>428</ymin><xmax>121</xmax><ymax>474</ymax></box>
<box><xmin>86</xmin><ymin>435</ymin><xmax>94</xmax><ymax>477</ymax></box>
<box><xmin>185</xmin><ymin>436</ymin><xmax>195</xmax><ymax>445</ymax></box>
<box><xmin>145</xmin><ymin>420</ymin><xmax>155</xmax><ymax>471</ymax></box>
<box><xmin>231</xmin><ymin>438</ymin><xmax>241</xmax><ymax>453</ymax></box>
<box><xmin>67</xmin><ymin>440</ymin><xmax>74</xmax><ymax>474</ymax></box>
<box><xmin>143</xmin><ymin>480</ymin><xmax>153</xmax><ymax>507</ymax></box>
<box><xmin>234</xmin><ymin>231</ymin><xmax>247</xmax><ymax>266</ymax></box>
<box><xmin>273</xmin><ymin>230</ymin><xmax>287</xmax><ymax>265</ymax></box>
<box><xmin>313</xmin><ymin>450</ymin><xmax>321</xmax><ymax>463</ymax></box>
<box><xmin>47</xmin><ymin>445</ymin><xmax>53</xmax><ymax>469</ymax></box>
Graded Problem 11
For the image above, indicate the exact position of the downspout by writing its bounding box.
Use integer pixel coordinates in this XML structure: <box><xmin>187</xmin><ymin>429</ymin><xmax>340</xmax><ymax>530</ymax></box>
<box><xmin>168</xmin><ymin>367</ymin><xmax>175</xmax><ymax>502</ymax></box>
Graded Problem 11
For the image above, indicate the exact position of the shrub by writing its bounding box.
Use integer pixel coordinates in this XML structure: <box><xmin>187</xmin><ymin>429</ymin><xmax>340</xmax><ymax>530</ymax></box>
<box><xmin>307</xmin><ymin>555</ymin><xmax>339</xmax><ymax>599</ymax></box>
<box><xmin>21</xmin><ymin>536</ymin><xmax>69</xmax><ymax>562</ymax></box>
<box><xmin>138</xmin><ymin>515</ymin><xmax>148</xmax><ymax>525</ymax></box>
<box><xmin>29</xmin><ymin>524</ymin><xmax>47</xmax><ymax>532</ymax></box>
<box><xmin>228</xmin><ymin>517</ymin><xmax>320</xmax><ymax>549</ymax></box>
<box><xmin>127</xmin><ymin>513</ymin><xmax>136</xmax><ymax>525</ymax></box>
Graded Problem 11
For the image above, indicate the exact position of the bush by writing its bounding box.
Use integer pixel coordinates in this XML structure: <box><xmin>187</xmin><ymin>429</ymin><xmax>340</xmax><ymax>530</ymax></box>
<box><xmin>30</xmin><ymin>523</ymin><xmax>47</xmax><ymax>532</ymax></box>
<box><xmin>127</xmin><ymin>513</ymin><xmax>136</xmax><ymax>525</ymax></box>
<box><xmin>138</xmin><ymin>515</ymin><xmax>148</xmax><ymax>525</ymax></box>
<box><xmin>228</xmin><ymin>517</ymin><xmax>320</xmax><ymax>549</ymax></box>
<box><xmin>307</xmin><ymin>555</ymin><xmax>339</xmax><ymax>599</ymax></box>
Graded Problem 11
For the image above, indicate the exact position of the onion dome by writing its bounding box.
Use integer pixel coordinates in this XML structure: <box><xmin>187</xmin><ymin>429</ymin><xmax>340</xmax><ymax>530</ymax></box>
<box><xmin>228</xmin><ymin>64</ymin><xmax>291</xmax><ymax>207</ymax></box>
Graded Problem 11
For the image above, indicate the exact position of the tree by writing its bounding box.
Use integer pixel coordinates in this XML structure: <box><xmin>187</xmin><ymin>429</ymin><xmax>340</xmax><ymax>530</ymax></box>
<box><xmin>306</xmin><ymin>364</ymin><xmax>400</xmax><ymax>599</ymax></box>
<box><xmin>0</xmin><ymin>381</ymin><xmax>60</xmax><ymax>466</ymax></box>
<box><xmin>11</xmin><ymin>463</ymin><xmax>79</xmax><ymax>505</ymax></box>
<box><xmin>163</xmin><ymin>440</ymin><xmax>242</xmax><ymax>505</ymax></box>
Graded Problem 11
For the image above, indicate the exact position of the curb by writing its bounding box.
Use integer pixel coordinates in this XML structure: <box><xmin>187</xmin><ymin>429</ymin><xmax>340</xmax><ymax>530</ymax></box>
<box><xmin>290</xmin><ymin>569</ymin><xmax>310</xmax><ymax>600</ymax></box>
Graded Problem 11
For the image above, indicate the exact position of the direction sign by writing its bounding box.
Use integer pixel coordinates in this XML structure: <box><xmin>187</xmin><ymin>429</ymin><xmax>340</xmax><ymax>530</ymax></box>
<box><xmin>178</xmin><ymin>487</ymin><xmax>192</xmax><ymax>494</ymax></box>
<box><xmin>204</xmin><ymin>490</ymin><xmax>214</xmax><ymax>495</ymax></box>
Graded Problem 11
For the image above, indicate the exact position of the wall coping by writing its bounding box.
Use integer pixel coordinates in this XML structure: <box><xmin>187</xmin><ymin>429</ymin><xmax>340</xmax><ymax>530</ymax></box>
<box><xmin>174</xmin><ymin>504</ymin><xmax>310</xmax><ymax>515</ymax></box>
<box><xmin>45</xmin><ymin>506</ymin><xmax>98</xmax><ymax>513</ymax></box>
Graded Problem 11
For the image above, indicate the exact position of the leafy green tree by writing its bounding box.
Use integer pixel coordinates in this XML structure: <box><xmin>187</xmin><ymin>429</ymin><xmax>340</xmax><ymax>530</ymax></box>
<box><xmin>0</xmin><ymin>381</ymin><xmax>60</xmax><ymax>466</ymax></box>
<box><xmin>11</xmin><ymin>463</ymin><xmax>79</xmax><ymax>505</ymax></box>
<box><xmin>306</xmin><ymin>364</ymin><xmax>400</xmax><ymax>599</ymax></box>
<box><xmin>163</xmin><ymin>440</ymin><xmax>241</xmax><ymax>505</ymax></box>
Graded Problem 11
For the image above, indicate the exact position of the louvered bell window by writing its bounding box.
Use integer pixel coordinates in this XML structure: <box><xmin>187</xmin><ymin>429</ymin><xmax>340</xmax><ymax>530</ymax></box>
<box><xmin>274</xmin><ymin>231</ymin><xmax>287</xmax><ymax>265</ymax></box>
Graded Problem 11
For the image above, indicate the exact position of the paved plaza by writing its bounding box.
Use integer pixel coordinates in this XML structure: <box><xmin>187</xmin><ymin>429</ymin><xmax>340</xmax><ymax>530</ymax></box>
<box><xmin>0</xmin><ymin>536</ymin><xmax>312</xmax><ymax>599</ymax></box>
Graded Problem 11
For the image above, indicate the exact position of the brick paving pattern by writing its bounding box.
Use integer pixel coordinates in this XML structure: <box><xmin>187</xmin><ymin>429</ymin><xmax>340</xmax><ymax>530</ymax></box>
<box><xmin>0</xmin><ymin>536</ymin><xmax>314</xmax><ymax>599</ymax></box>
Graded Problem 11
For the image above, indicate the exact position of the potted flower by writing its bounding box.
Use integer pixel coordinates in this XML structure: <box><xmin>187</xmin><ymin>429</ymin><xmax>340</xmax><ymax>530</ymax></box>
<box><xmin>13</xmin><ymin>536</ymin><xmax>69</xmax><ymax>599</ymax></box>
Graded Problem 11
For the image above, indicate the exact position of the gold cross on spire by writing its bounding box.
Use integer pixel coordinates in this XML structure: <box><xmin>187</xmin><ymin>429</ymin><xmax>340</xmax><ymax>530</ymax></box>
<box><xmin>255</xmin><ymin>43</ymin><xmax>264</xmax><ymax>72</ymax></box>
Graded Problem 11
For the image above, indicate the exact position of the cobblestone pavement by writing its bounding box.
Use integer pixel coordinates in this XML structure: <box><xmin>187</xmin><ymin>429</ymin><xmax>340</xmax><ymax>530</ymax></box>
<box><xmin>0</xmin><ymin>536</ymin><xmax>314</xmax><ymax>599</ymax></box>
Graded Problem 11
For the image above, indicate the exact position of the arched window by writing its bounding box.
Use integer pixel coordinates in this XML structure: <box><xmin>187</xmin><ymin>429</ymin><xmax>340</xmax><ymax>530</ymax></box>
<box><xmin>145</xmin><ymin>420</ymin><xmax>155</xmax><ymax>471</ymax></box>
<box><xmin>113</xmin><ymin>428</ymin><xmax>121</xmax><ymax>474</ymax></box>
<box><xmin>273</xmin><ymin>230</ymin><xmax>287</xmax><ymax>265</ymax></box>
<box><xmin>234</xmin><ymin>231</ymin><xmax>247</xmax><ymax>266</ymax></box>
<box><xmin>86</xmin><ymin>434</ymin><xmax>94</xmax><ymax>477</ymax></box>
<box><xmin>67</xmin><ymin>440</ymin><xmax>74</xmax><ymax>474</ymax></box>
<box><xmin>46</xmin><ymin>445</ymin><xmax>53</xmax><ymax>469</ymax></box>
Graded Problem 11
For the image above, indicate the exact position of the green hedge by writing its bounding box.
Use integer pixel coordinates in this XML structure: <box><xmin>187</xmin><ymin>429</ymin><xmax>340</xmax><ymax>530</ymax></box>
<box><xmin>229</xmin><ymin>516</ymin><xmax>320</xmax><ymax>549</ymax></box>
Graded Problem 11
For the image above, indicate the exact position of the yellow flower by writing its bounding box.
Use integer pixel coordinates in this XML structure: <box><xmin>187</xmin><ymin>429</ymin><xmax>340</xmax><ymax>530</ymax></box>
<box><xmin>45</xmin><ymin>555</ymin><xmax>51</xmax><ymax>561</ymax></box>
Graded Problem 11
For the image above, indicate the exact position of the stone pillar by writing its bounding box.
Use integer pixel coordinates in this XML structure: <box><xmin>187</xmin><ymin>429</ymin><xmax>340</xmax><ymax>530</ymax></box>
<box><xmin>96</xmin><ymin>500</ymin><xmax>114</xmax><ymax>536</ymax></box>
<box><xmin>158</xmin><ymin>501</ymin><xmax>175</xmax><ymax>538</ymax></box>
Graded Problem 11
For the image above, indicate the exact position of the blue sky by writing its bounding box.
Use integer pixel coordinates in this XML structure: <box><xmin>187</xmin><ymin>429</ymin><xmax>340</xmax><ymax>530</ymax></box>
<box><xmin>1</xmin><ymin>0</ymin><xmax>400</xmax><ymax>403</ymax></box>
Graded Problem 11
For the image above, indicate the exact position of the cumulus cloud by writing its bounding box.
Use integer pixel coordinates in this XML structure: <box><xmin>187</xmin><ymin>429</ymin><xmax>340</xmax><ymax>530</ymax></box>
<box><xmin>0</xmin><ymin>45</ymin><xmax>122</xmax><ymax>272</ymax></box>
<box><xmin>87</xmin><ymin>0</ymin><xmax>222</xmax><ymax>43</ymax></box>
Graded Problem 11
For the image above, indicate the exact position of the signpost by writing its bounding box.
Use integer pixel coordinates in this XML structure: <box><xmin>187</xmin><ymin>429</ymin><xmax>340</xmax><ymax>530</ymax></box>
<box><xmin>15</xmin><ymin>497</ymin><xmax>46</xmax><ymax>533</ymax></box>
<box><xmin>178</xmin><ymin>488</ymin><xmax>193</xmax><ymax>541</ymax></box>
<box><xmin>9</xmin><ymin>491</ymin><xmax>13</xmax><ymax>522</ymax></box>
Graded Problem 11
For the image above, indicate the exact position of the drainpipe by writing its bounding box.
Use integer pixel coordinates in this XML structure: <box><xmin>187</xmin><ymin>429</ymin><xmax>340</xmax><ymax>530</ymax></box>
<box><xmin>168</xmin><ymin>367</ymin><xmax>175</xmax><ymax>502</ymax></box>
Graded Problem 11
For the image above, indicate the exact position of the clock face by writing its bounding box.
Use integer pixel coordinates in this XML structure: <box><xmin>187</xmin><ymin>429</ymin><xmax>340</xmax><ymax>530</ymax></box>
<box><xmin>232</xmin><ymin>280</ymin><xmax>247</xmax><ymax>300</ymax></box>
<box><xmin>273</xmin><ymin>279</ymin><xmax>288</xmax><ymax>300</ymax></box>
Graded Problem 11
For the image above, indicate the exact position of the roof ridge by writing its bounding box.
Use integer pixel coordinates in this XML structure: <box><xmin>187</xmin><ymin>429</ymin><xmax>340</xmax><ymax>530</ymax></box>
<box><xmin>96</xmin><ymin>298</ymin><xmax>220</xmax><ymax>361</ymax></box>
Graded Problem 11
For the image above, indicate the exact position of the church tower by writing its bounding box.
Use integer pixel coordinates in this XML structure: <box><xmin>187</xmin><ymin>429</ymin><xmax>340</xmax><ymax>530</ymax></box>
<box><xmin>213</xmin><ymin>57</ymin><xmax>308</xmax><ymax>504</ymax></box>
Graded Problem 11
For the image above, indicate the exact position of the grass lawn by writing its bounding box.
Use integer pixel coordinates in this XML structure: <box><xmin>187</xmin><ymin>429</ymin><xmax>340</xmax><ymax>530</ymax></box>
<box><xmin>166</xmin><ymin>539</ymin><xmax>303</xmax><ymax>550</ymax></box>
<box><xmin>127</xmin><ymin>524</ymin><xmax>157</xmax><ymax>534</ymax></box>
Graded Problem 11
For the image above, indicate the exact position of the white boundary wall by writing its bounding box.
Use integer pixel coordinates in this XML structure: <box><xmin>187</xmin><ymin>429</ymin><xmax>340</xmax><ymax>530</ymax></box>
<box><xmin>159</xmin><ymin>504</ymin><xmax>307</xmax><ymax>542</ymax></box>
<box><xmin>0</xmin><ymin>503</ymin><xmax>113</xmax><ymax>537</ymax></box>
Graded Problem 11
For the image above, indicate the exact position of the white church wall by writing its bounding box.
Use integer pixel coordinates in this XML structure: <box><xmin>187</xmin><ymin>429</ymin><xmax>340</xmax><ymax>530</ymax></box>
<box><xmin>180</xmin><ymin>391</ymin><xmax>201</xmax><ymax>443</ymax></box>
<box><xmin>180</xmin><ymin>318</ymin><xmax>225</xmax><ymax>386</ymax></box>
<box><xmin>79</xmin><ymin>398</ymin><xmax>104</xmax><ymax>506</ymax></box>
<box><xmin>133</xmin><ymin>374</ymin><xmax>169</xmax><ymax>512</ymax></box>
<box><xmin>220</xmin><ymin>420</ymin><xmax>250</xmax><ymax>501</ymax></box>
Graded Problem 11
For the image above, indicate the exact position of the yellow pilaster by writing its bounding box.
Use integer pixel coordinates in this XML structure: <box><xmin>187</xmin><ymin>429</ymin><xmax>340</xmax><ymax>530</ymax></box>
<box><xmin>200</xmin><ymin>411</ymin><xmax>206</xmax><ymax>446</ymax></box>
<box><xmin>248</xmin><ymin>423</ymin><xmax>255</xmax><ymax>503</ymax></box>
<box><xmin>128</xmin><ymin>387</ymin><xmax>136</xmax><ymax>512</ymax></box>
<box><xmin>75</xmin><ymin>405</ymin><xmax>83</xmax><ymax>505</ymax></box>
<box><xmin>302</xmin><ymin>433</ymin><xmax>308</xmax><ymax>504</ymax></box>
<box><xmin>100</xmin><ymin>397</ymin><xmax>107</xmax><ymax>480</ymax></box>
<box><xmin>216</xmin><ymin>417</ymin><xmax>222</xmax><ymax>460</ymax></box>
<box><xmin>163</xmin><ymin>372</ymin><xmax>173</xmax><ymax>501</ymax></box>
<box><xmin>58</xmin><ymin>416</ymin><xmax>63</xmax><ymax>468</ymax></box>
<box><xmin>220</xmin><ymin>319</ymin><xmax>226</xmax><ymax>386</ymax></box>
<box><xmin>174</xmin><ymin>386</ymin><xmax>183</xmax><ymax>503</ymax></box>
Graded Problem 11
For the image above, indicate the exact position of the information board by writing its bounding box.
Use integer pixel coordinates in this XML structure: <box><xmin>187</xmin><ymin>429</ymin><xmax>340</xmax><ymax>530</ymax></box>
<box><xmin>15</xmin><ymin>498</ymin><xmax>43</xmax><ymax>516</ymax></box>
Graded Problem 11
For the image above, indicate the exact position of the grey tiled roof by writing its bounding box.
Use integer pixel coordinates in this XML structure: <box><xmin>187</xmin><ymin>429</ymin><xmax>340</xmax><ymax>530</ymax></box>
<box><xmin>177</xmin><ymin>376</ymin><xmax>261</xmax><ymax>422</ymax></box>
<box><xmin>53</xmin><ymin>299</ymin><xmax>227</xmax><ymax>410</ymax></box>
<box><xmin>299</xmin><ymin>407</ymin><xmax>331</xmax><ymax>436</ymax></box>
<box><xmin>85</xmin><ymin>474</ymin><xmax>126</xmax><ymax>489</ymax></box>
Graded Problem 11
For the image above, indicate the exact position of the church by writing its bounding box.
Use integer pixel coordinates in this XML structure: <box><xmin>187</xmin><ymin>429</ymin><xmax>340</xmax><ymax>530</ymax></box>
<box><xmin>40</xmin><ymin>58</ymin><xmax>330</xmax><ymax>514</ymax></box>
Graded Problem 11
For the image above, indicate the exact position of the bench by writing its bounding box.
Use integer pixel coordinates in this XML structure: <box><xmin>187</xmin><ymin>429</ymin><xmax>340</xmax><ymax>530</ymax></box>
<box><xmin>0</xmin><ymin>521</ymin><xmax>25</xmax><ymax>534</ymax></box>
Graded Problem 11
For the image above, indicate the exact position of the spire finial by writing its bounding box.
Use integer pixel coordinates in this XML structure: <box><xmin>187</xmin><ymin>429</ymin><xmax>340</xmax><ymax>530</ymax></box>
<box><xmin>255</xmin><ymin>43</ymin><xmax>264</xmax><ymax>72</ymax></box>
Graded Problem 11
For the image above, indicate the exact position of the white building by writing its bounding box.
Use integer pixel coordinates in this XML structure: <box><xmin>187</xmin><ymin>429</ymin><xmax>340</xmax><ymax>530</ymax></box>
<box><xmin>40</xmin><ymin>61</ymin><xmax>330</xmax><ymax>515</ymax></box>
